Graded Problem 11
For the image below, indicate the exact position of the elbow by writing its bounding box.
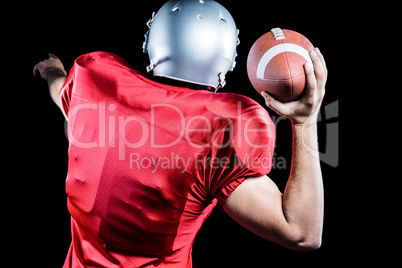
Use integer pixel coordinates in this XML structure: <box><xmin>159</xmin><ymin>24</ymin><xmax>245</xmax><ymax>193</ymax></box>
<box><xmin>293</xmin><ymin>238</ymin><xmax>322</xmax><ymax>251</ymax></box>
<box><xmin>283</xmin><ymin>224</ymin><xmax>323</xmax><ymax>251</ymax></box>
<box><xmin>259</xmin><ymin>226</ymin><xmax>323</xmax><ymax>251</ymax></box>
<box><xmin>275</xmin><ymin>228</ymin><xmax>322</xmax><ymax>251</ymax></box>
<box><xmin>287</xmin><ymin>235</ymin><xmax>322</xmax><ymax>251</ymax></box>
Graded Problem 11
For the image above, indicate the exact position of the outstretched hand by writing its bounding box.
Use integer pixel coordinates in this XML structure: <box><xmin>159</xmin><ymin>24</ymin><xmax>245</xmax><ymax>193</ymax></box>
<box><xmin>33</xmin><ymin>53</ymin><xmax>67</xmax><ymax>80</ymax></box>
<box><xmin>261</xmin><ymin>48</ymin><xmax>327</xmax><ymax>126</ymax></box>
<box><xmin>33</xmin><ymin>53</ymin><xmax>68</xmax><ymax>117</ymax></box>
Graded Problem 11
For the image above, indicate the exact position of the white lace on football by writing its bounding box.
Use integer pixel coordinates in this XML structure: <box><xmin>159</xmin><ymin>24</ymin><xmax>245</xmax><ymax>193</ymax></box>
<box><xmin>271</xmin><ymin>28</ymin><xmax>285</xmax><ymax>40</ymax></box>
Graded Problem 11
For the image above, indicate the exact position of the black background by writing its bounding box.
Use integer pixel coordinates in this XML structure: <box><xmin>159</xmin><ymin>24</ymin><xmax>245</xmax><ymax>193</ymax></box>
<box><xmin>7</xmin><ymin>0</ymin><xmax>368</xmax><ymax>267</ymax></box>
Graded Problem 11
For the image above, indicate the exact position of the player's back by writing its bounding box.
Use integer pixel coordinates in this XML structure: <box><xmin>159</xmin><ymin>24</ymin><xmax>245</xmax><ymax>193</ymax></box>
<box><xmin>61</xmin><ymin>52</ymin><xmax>275</xmax><ymax>267</ymax></box>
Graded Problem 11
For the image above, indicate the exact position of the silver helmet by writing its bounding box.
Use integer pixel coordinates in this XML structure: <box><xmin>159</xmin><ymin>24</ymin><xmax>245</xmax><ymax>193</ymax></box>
<box><xmin>143</xmin><ymin>0</ymin><xmax>239</xmax><ymax>89</ymax></box>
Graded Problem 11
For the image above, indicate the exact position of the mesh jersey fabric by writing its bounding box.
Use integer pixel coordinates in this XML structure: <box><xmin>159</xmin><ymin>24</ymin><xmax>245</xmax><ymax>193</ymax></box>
<box><xmin>60</xmin><ymin>52</ymin><xmax>276</xmax><ymax>267</ymax></box>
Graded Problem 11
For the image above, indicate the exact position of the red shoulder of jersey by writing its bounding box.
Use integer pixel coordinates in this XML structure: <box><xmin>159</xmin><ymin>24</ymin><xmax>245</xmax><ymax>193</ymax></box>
<box><xmin>196</xmin><ymin>93</ymin><xmax>276</xmax><ymax>205</ymax></box>
<box><xmin>59</xmin><ymin>51</ymin><xmax>139</xmax><ymax>116</ymax></box>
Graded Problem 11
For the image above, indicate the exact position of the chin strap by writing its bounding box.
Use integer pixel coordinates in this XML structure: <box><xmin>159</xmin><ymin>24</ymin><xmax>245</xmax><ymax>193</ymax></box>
<box><xmin>215</xmin><ymin>72</ymin><xmax>226</xmax><ymax>92</ymax></box>
<box><xmin>144</xmin><ymin>12</ymin><xmax>159</xmax><ymax>72</ymax></box>
<box><xmin>228</xmin><ymin>29</ymin><xmax>240</xmax><ymax>72</ymax></box>
<box><xmin>142</xmin><ymin>12</ymin><xmax>156</xmax><ymax>54</ymax></box>
<box><xmin>146</xmin><ymin>57</ymin><xmax>160</xmax><ymax>73</ymax></box>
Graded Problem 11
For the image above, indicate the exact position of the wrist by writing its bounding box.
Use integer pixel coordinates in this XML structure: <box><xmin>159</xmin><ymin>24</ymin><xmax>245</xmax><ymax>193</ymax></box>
<box><xmin>43</xmin><ymin>67</ymin><xmax>67</xmax><ymax>81</ymax></box>
<box><xmin>292</xmin><ymin>116</ymin><xmax>319</xmax><ymax>159</ymax></box>
<box><xmin>291</xmin><ymin>110</ymin><xmax>319</xmax><ymax>128</ymax></box>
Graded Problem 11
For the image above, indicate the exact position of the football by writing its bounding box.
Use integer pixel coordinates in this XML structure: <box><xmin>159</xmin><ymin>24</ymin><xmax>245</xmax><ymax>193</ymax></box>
<box><xmin>247</xmin><ymin>28</ymin><xmax>314</xmax><ymax>102</ymax></box>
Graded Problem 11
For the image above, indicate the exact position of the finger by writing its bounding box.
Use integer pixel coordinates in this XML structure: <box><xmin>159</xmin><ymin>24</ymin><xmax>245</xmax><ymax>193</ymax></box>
<box><xmin>303</xmin><ymin>60</ymin><xmax>317</xmax><ymax>100</ymax></box>
<box><xmin>33</xmin><ymin>64</ymin><xmax>38</xmax><ymax>76</ymax></box>
<box><xmin>315</xmin><ymin>48</ymin><xmax>327</xmax><ymax>78</ymax></box>
<box><xmin>311</xmin><ymin>48</ymin><xmax>328</xmax><ymax>97</ymax></box>
<box><xmin>33</xmin><ymin>62</ymin><xmax>42</xmax><ymax>77</ymax></box>
<box><xmin>311</xmin><ymin>48</ymin><xmax>326</xmax><ymax>89</ymax></box>
<box><xmin>261</xmin><ymin>91</ymin><xmax>291</xmax><ymax>116</ymax></box>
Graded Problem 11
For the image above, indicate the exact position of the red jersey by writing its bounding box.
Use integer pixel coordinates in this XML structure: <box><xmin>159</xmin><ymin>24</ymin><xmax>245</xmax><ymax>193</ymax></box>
<box><xmin>60</xmin><ymin>52</ymin><xmax>275</xmax><ymax>267</ymax></box>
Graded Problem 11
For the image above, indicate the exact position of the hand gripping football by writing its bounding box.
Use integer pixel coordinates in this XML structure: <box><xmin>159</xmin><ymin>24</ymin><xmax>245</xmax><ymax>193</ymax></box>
<box><xmin>247</xmin><ymin>28</ymin><xmax>314</xmax><ymax>102</ymax></box>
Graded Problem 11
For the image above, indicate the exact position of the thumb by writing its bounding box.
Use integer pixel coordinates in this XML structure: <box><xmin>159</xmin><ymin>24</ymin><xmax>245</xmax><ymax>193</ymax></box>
<box><xmin>261</xmin><ymin>91</ymin><xmax>290</xmax><ymax>116</ymax></box>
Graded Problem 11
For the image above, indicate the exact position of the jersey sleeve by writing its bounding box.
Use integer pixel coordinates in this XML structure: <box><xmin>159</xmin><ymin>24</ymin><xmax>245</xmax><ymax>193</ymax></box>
<box><xmin>198</xmin><ymin>104</ymin><xmax>276</xmax><ymax>206</ymax></box>
<box><xmin>58</xmin><ymin>51</ymin><xmax>136</xmax><ymax>117</ymax></box>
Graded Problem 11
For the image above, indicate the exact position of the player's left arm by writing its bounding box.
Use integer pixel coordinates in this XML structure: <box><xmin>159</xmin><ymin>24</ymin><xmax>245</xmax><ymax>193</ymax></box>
<box><xmin>33</xmin><ymin>54</ymin><xmax>67</xmax><ymax>118</ymax></box>
<box><xmin>223</xmin><ymin>48</ymin><xmax>326</xmax><ymax>251</ymax></box>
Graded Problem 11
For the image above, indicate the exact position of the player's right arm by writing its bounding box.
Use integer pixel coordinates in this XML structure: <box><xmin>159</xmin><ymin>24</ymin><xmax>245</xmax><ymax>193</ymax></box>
<box><xmin>223</xmin><ymin>48</ymin><xmax>327</xmax><ymax>251</ymax></box>
<box><xmin>33</xmin><ymin>54</ymin><xmax>68</xmax><ymax>119</ymax></box>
